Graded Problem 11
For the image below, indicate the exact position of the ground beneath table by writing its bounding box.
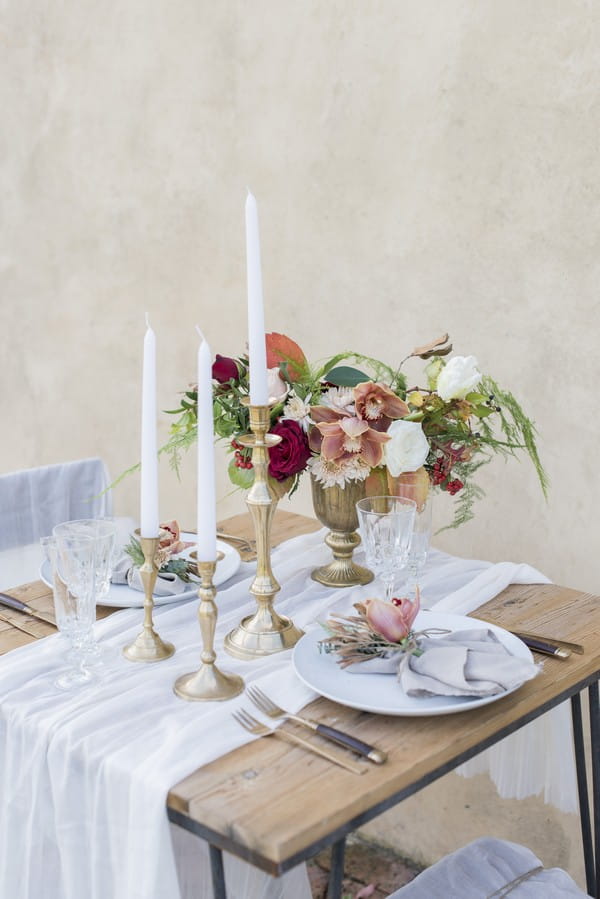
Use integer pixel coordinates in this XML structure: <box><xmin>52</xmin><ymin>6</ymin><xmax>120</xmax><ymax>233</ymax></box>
<box><xmin>307</xmin><ymin>835</ymin><xmax>423</xmax><ymax>898</ymax></box>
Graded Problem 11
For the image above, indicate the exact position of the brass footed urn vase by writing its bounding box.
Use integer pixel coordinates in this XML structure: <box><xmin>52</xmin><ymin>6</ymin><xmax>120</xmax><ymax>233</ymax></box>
<box><xmin>310</xmin><ymin>475</ymin><xmax>374</xmax><ymax>588</ymax></box>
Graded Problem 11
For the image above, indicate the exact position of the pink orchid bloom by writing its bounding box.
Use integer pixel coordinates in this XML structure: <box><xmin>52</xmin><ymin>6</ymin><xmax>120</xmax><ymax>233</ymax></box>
<box><xmin>314</xmin><ymin>413</ymin><xmax>390</xmax><ymax>467</ymax></box>
<box><xmin>354</xmin><ymin>381</ymin><xmax>409</xmax><ymax>426</ymax></box>
<box><xmin>158</xmin><ymin>520</ymin><xmax>194</xmax><ymax>557</ymax></box>
<box><xmin>364</xmin><ymin>593</ymin><xmax>420</xmax><ymax>643</ymax></box>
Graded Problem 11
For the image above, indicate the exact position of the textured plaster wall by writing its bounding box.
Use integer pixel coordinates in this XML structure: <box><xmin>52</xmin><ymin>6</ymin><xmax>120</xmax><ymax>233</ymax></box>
<box><xmin>1</xmin><ymin>0</ymin><xmax>596</xmax><ymax>885</ymax></box>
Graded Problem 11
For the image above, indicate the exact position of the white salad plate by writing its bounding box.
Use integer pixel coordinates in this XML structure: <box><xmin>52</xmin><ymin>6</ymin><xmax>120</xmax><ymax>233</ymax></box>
<box><xmin>40</xmin><ymin>533</ymin><xmax>241</xmax><ymax>608</ymax></box>
<box><xmin>292</xmin><ymin>610</ymin><xmax>533</xmax><ymax>717</ymax></box>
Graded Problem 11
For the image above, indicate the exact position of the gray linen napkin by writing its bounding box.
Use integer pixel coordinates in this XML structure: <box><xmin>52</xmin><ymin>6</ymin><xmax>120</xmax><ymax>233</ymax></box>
<box><xmin>111</xmin><ymin>555</ymin><xmax>195</xmax><ymax>597</ymax></box>
<box><xmin>347</xmin><ymin>628</ymin><xmax>539</xmax><ymax>698</ymax></box>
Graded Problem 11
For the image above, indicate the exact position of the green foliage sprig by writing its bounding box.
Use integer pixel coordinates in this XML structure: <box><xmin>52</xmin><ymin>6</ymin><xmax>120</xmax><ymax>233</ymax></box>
<box><xmin>123</xmin><ymin>535</ymin><xmax>193</xmax><ymax>582</ymax></box>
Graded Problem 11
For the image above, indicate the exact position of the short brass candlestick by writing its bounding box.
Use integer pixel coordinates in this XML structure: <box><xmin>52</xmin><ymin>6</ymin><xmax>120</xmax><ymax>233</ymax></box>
<box><xmin>174</xmin><ymin>555</ymin><xmax>244</xmax><ymax>701</ymax></box>
<box><xmin>224</xmin><ymin>402</ymin><xmax>303</xmax><ymax>660</ymax></box>
<box><xmin>123</xmin><ymin>533</ymin><xmax>175</xmax><ymax>662</ymax></box>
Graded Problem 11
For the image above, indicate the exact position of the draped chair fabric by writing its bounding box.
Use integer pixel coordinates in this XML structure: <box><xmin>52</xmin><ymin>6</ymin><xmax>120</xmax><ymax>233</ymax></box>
<box><xmin>387</xmin><ymin>837</ymin><xmax>590</xmax><ymax>898</ymax></box>
<box><xmin>0</xmin><ymin>458</ymin><xmax>113</xmax><ymax>550</ymax></box>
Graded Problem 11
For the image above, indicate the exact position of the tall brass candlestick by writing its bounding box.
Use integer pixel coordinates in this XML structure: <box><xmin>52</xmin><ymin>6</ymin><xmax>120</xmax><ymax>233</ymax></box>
<box><xmin>123</xmin><ymin>533</ymin><xmax>175</xmax><ymax>662</ymax></box>
<box><xmin>224</xmin><ymin>403</ymin><xmax>303</xmax><ymax>660</ymax></box>
<box><xmin>174</xmin><ymin>556</ymin><xmax>244</xmax><ymax>701</ymax></box>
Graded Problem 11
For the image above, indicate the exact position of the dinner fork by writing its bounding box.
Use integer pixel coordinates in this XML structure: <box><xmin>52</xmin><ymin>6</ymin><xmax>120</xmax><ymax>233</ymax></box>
<box><xmin>216</xmin><ymin>532</ymin><xmax>256</xmax><ymax>552</ymax></box>
<box><xmin>0</xmin><ymin>611</ymin><xmax>40</xmax><ymax>639</ymax></box>
<box><xmin>232</xmin><ymin>709</ymin><xmax>366</xmax><ymax>774</ymax></box>
<box><xmin>247</xmin><ymin>685</ymin><xmax>387</xmax><ymax>764</ymax></box>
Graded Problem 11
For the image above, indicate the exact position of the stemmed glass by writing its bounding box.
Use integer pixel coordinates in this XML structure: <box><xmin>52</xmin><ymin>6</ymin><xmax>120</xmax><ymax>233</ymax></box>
<box><xmin>356</xmin><ymin>496</ymin><xmax>416</xmax><ymax>602</ymax></box>
<box><xmin>391</xmin><ymin>490</ymin><xmax>434</xmax><ymax>596</ymax></box>
<box><xmin>52</xmin><ymin>519</ymin><xmax>117</xmax><ymax>664</ymax></box>
<box><xmin>43</xmin><ymin>532</ymin><xmax>97</xmax><ymax>689</ymax></box>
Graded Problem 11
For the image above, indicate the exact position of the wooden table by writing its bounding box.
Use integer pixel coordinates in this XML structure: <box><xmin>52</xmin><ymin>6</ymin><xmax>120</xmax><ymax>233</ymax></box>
<box><xmin>1</xmin><ymin>511</ymin><xmax>599</xmax><ymax>898</ymax></box>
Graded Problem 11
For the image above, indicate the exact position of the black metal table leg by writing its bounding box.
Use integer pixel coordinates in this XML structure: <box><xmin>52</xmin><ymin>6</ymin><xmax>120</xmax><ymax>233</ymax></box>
<box><xmin>590</xmin><ymin>682</ymin><xmax>600</xmax><ymax>899</ymax></box>
<box><xmin>209</xmin><ymin>844</ymin><xmax>227</xmax><ymax>899</ymax></box>
<box><xmin>572</xmin><ymin>692</ymin><xmax>595</xmax><ymax>896</ymax></box>
<box><xmin>328</xmin><ymin>837</ymin><xmax>346</xmax><ymax>898</ymax></box>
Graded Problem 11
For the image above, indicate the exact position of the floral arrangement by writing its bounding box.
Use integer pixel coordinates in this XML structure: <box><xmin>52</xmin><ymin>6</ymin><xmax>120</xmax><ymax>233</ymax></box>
<box><xmin>319</xmin><ymin>593</ymin><xmax>426</xmax><ymax>666</ymax></box>
<box><xmin>165</xmin><ymin>333</ymin><xmax>547</xmax><ymax>528</ymax></box>
<box><xmin>125</xmin><ymin>520</ymin><xmax>194</xmax><ymax>581</ymax></box>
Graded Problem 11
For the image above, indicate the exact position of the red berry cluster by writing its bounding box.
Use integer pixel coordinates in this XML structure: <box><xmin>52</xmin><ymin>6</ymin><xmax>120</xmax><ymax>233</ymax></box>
<box><xmin>431</xmin><ymin>456</ymin><xmax>449</xmax><ymax>486</ymax></box>
<box><xmin>231</xmin><ymin>439</ymin><xmax>253</xmax><ymax>470</ymax></box>
<box><xmin>430</xmin><ymin>456</ymin><xmax>464</xmax><ymax>495</ymax></box>
<box><xmin>445</xmin><ymin>478</ymin><xmax>464</xmax><ymax>495</ymax></box>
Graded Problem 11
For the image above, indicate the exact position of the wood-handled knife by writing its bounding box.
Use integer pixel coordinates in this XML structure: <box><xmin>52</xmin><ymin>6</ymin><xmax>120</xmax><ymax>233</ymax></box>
<box><xmin>0</xmin><ymin>592</ymin><xmax>57</xmax><ymax>628</ymax></box>
<box><xmin>510</xmin><ymin>630</ymin><xmax>583</xmax><ymax>655</ymax></box>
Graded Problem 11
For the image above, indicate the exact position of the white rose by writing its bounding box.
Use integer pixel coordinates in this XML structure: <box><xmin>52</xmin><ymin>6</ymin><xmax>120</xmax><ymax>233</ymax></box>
<box><xmin>267</xmin><ymin>367</ymin><xmax>289</xmax><ymax>402</ymax></box>
<box><xmin>436</xmin><ymin>355</ymin><xmax>481</xmax><ymax>402</ymax></box>
<box><xmin>383</xmin><ymin>420</ymin><xmax>430</xmax><ymax>477</ymax></box>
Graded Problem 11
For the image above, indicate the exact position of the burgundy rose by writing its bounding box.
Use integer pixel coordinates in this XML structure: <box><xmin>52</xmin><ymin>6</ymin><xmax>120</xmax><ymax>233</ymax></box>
<box><xmin>268</xmin><ymin>419</ymin><xmax>311</xmax><ymax>481</ymax></box>
<box><xmin>212</xmin><ymin>354</ymin><xmax>239</xmax><ymax>384</ymax></box>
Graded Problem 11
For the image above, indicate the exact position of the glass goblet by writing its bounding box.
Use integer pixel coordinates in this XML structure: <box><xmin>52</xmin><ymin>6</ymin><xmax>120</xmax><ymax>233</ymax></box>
<box><xmin>53</xmin><ymin>519</ymin><xmax>117</xmax><ymax>664</ymax></box>
<box><xmin>356</xmin><ymin>496</ymin><xmax>416</xmax><ymax>602</ymax></box>
<box><xmin>47</xmin><ymin>532</ymin><xmax>96</xmax><ymax>689</ymax></box>
<box><xmin>389</xmin><ymin>485</ymin><xmax>434</xmax><ymax>596</ymax></box>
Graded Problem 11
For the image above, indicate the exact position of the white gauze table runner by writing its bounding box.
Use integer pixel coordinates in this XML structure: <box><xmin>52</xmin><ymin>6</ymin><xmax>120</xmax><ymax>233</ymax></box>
<box><xmin>0</xmin><ymin>529</ymin><xmax>576</xmax><ymax>899</ymax></box>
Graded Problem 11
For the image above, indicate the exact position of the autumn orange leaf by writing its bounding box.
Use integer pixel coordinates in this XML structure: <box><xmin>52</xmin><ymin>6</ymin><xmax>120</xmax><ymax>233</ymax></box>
<box><xmin>265</xmin><ymin>332</ymin><xmax>309</xmax><ymax>382</ymax></box>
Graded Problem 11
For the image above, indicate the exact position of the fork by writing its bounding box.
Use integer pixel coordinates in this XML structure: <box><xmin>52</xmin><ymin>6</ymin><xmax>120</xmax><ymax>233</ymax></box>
<box><xmin>184</xmin><ymin>529</ymin><xmax>257</xmax><ymax>556</ymax></box>
<box><xmin>217</xmin><ymin>532</ymin><xmax>257</xmax><ymax>551</ymax></box>
<box><xmin>0</xmin><ymin>612</ymin><xmax>40</xmax><ymax>639</ymax></box>
<box><xmin>247</xmin><ymin>685</ymin><xmax>387</xmax><ymax>764</ymax></box>
<box><xmin>232</xmin><ymin>709</ymin><xmax>366</xmax><ymax>774</ymax></box>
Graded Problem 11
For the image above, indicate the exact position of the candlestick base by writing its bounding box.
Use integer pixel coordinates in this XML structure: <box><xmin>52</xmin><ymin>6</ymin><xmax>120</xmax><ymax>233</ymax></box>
<box><xmin>123</xmin><ymin>533</ymin><xmax>175</xmax><ymax>663</ymax></box>
<box><xmin>174</xmin><ymin>666</ymin><xmax>244</xmax><ymax>702</ymax></box>
<box><xmin>174</xmin><ymin>556</ymin><xmax>244</xmax><ymax>701</ymax></box>
<box><xmin>224</xmin><ymin>609</ymin><xmax>303</xmax><ymax>661</ymax></box>
<box><xmin>123</xmin><ymin>630</ymin><xmax>175</xmax><ymax>663</ymax></box>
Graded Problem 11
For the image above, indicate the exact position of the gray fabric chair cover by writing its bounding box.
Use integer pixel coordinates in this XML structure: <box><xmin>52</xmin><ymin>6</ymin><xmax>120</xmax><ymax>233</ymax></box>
<box><xmin>0</xmin><ymin>458</ymin><xmax>113</xmax><ymax>550</ymax></box>
<box><xmin>387</xmin><ymin>837</ymin><xmax>590</xmax><ymax>897</ymax></box>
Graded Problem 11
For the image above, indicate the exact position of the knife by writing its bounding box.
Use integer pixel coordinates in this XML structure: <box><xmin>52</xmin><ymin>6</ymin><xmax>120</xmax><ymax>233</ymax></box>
<box><xmin>0</xmin><ymin>592</ymin><xmax>57</xmax><ymax>628</ymax></box>
<box><xmin>510</xmin><ymin>630</ymin><xmax>583</xmax><ymax>655</ymax></box>
<box><xmin>514</xmin><ymin>633</ymin><xmax>571</xmax><ymax>660</ymax></box>
<box><xmin>0</xmin><ymin>611</ymin><xmax>41</xmax><ymax>638</ymax></box>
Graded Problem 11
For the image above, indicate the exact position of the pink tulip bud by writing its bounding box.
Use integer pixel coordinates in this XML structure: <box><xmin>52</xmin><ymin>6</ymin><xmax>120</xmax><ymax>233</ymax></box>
<box><xmin>391</xmin><ymin>592</ymin><xmax>421</xmax><ymax>632</ymax></box>
<box><xmin>364</xmin><ymin>597</ymin><xmax>412</xmax><ymax>642</ymax></box>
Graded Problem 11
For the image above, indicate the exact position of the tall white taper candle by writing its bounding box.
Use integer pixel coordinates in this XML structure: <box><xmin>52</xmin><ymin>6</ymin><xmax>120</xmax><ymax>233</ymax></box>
<box><xmin>140</xmin><ymin>315</ymin><xmax>160</xmax><ymax>538</ymax></box>
<box><xmin>196</xmin><ymin>330</ymin><xmax>217</xmax><ymax>561</ymax></box>
<box><xmin>245</xmin><ymin>190</ymin><xmax>269</xmax><ymax>405</ymax></box>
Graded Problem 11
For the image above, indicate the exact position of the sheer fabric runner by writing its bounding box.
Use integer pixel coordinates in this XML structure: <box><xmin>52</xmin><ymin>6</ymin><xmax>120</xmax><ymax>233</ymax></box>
<box><xmin>0</xmin><ymin>529</ymin><xmax>573</xmax><ymax>899</ymax></box>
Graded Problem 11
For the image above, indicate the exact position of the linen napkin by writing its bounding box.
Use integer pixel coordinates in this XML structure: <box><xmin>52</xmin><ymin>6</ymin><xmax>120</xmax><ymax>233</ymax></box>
<box><xmin>111</xmin><ymin>554</ymin><xmax>196</xmax><ymax>596</ymax></box>
<box><xmin>346</xmin><ymin>628</ymin><xmax>539</xmax><ymax>698</ymax></box>
<box><xmin>400</xmin><ymin>629</ymin><xmax>539</xmax><ymax>697</ymax></box>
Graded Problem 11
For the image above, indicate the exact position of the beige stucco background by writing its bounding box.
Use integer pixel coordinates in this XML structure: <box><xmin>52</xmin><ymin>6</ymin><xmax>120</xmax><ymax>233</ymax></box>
<box><xmin>1</xmin><ymin>0</ymin><xmax>596</xmax><ymax>888</ymax></box>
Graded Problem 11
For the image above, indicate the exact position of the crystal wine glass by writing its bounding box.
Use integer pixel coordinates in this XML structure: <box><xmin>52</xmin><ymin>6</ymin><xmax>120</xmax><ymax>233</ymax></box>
<box><xmin>53</xmin><ymin>519</ymin><xmax>117</xmax><ymax>664</ymax></box>
<box><xmin>47</xmin><ymin>531</ymin><xmax>97</xmax><ymax>689</ymax></box>
<box><xmin>356</xmin><ymin>496</ymin><xmax>416</xmax><ymax>602</ymax></box>
<box><xmin>390</xmin><ymin>487</ymin><xmax>434</xmax><ymax>596</ymax></box>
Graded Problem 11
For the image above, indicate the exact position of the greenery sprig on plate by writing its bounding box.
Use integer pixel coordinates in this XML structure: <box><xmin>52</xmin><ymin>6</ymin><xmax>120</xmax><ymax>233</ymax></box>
<box><xmin>124</xmin><ymin>533</ymin><xmax>194</xmax><ymax>583</ymax></box>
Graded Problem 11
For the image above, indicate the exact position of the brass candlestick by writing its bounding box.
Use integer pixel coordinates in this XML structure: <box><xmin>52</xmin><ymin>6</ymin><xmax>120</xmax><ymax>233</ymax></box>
<box><xmin>123</xmin><ymin>533</ymin><xmax>175</xmax><ymax>662</ymax></box>
<box><xmin>224</xmin><ymin>402</ymin><xmax>303</xmax><ymax>660</ymax></box>
<box><xmin>174</xmin><ymin>556</ymin><xmax>244</xmax><ymax>701</ymax></box>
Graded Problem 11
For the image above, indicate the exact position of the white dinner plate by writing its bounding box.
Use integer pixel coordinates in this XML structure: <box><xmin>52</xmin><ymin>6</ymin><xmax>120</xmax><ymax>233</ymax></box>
<box><xmin>292</xmin><ymin>610</ymin><xmax>533</xmax><ymax>717</ymax></box>
<box><xmin>40</xmin><ymin>534</ymin><xmax>241</xmax><ymax>608</ymax></box>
